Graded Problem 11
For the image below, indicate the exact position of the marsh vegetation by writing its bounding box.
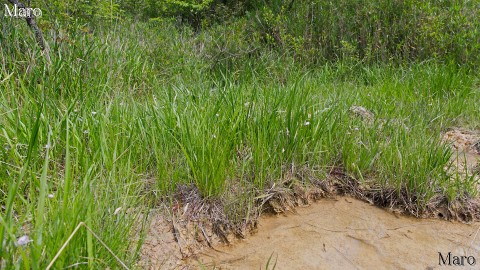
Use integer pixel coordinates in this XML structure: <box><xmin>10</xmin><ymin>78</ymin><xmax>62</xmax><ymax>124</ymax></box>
<box><xmin>1</xmin><ymin>0</ymin><xmax>479</xmax><ymax>268</ymax></box>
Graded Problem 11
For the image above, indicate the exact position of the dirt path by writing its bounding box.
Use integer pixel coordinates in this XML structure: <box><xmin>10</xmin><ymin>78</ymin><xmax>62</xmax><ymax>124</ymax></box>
<box><xmin>191</xmin><ymin>198</ymin><xmax>480</xmax><ymax>269</ymax></box>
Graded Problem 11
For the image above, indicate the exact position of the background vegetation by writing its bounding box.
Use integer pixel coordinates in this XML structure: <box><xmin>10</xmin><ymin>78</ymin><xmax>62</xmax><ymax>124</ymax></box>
<box><xmin>34</xmin><ymin>0</ymin><xmax>480</xmax><ymax>66</ymax></box>
<box><xmin>1</xmin><ymin>0</ymin><xmax>479</xmax><ymax>268</ymax></box>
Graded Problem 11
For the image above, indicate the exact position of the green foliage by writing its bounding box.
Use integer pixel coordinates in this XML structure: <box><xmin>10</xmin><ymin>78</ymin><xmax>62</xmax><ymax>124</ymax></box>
<box><xmin>37</xmin><ymin>0</ymin><xmax>123</xmax><ymax>22</ymax></box>
<box><xmin>116</xmin><ymin>0</ymin><xmax>263</xmax><ymax>26</ymax></box>
<box><xmin>26</xmin><ymin>0</ymin><xmax>480</xmax><ymax>67</ymax></box>
<box><xmin>1</xmin><ymin>1</ymin><xmax>480</xmax><ymax>268</ymax></box>
<box><xmin>250</xmin><ymin>0</ymin><xmax>480</xmax><ymax>67</ymax></box>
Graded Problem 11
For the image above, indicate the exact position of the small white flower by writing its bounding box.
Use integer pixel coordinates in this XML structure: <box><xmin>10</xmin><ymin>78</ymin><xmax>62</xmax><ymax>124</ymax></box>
<box><xmin>354</xmin><ymin>127</ymin><xmax>359</xmax><ymax>131</ymax></box>
<box><xmin>91</xmin><ymin>111</ymin><xmax>97</xmax><ymax>116</ymax></box>
<box><xmin>282</xmin><ymin>148</ymin><xmax>285</xmax><ymax>153</ymax></box>
<box><xmin>113</xmin><ymin>207</ymin><xmax>122</xmax><ymax>215</ymax></box>
<box><xmin>212</xmin><ymin>134</ymin><xmax>217</xmax><ymax>139</ymax></box>
<box><xmin>304</xmin><ymin>121</ymin><xmax>310</xmax><ymax>126</ymax></box>
<box><xmin>83</xmin><ymin>130</ymin><xmax>89</xmax><ymax>135</ymax></box>
<box><xmin>48</xmin><ymin>194</ymin><xmax>54</xmax><ymax>198</ymax></box>
<box><xmin>215</xmin><ymin>113</ymin><xmax>219</xmax><ymax>117</ymax></box>
<box><xmin>16</xmin><ymin>235</ymin><xmax>32</xmax><ymax>247</ymax></box>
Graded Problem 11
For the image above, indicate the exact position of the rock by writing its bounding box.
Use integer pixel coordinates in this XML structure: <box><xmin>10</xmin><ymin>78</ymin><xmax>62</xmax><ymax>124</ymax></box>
<box><xmin>349</xmin><ymin>105</ymin><xmax>374</xmax><ymax>124</ymax></box>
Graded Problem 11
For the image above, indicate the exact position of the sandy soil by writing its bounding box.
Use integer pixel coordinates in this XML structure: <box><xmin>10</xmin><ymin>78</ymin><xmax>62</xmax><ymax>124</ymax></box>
<box><xmin>443</xmin><ymin>128</ymin><xmax>480</xmax><ymax>176</ymax></box>
<box><xmin>192</xmin><ymin>198</ymin><xmax>480</xmax><ymax>269</ymax></box>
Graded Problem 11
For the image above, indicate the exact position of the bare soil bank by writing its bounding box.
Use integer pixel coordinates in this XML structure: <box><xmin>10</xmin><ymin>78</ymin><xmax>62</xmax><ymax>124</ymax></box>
<box><xmin>192</xmin><ymin>198</ymin><xmax>480</xmax><ymax>269</ymax></box>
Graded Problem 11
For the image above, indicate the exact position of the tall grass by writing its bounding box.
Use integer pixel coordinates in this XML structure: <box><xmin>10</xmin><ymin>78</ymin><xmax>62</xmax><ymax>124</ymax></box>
<box><xmin>1</xmin><ymin>15</ymin><xmax>479</xmax><ymax>268</ymax></box>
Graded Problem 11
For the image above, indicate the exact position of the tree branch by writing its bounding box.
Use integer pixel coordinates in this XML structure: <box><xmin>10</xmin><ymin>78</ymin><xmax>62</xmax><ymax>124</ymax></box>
<box><xmin>7</xmin><ymin>0</ymin><xmax>51</xmax><ymax>64</ymax></box>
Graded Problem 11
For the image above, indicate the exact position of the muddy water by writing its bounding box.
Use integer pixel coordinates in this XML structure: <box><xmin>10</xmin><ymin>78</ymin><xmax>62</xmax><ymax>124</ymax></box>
<box><xmin>192</xmin><ymin>198</ymin><xmax>480</xmax><ymax>269</ymax></box>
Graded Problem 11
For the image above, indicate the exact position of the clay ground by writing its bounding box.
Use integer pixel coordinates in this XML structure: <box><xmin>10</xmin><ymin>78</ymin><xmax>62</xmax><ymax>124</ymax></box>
<box><xmin>192</xmin><ymin>198</ymin><xmax>480</xmax><ymax>270</ymax></box>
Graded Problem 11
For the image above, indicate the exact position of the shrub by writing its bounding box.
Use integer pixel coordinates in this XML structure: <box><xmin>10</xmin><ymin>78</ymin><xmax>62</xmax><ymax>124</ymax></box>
<box><xmin>249</xmin><ymin>0</ymin><xmax>480</xmax><ymax>67</ymax></box>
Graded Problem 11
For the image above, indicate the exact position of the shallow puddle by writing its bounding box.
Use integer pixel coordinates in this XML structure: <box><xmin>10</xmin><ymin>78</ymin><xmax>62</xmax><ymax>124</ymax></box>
<box><xmin>192</xmin><ymin>198</ymin><xmax>480</xmax><ymax>269</ymax></box>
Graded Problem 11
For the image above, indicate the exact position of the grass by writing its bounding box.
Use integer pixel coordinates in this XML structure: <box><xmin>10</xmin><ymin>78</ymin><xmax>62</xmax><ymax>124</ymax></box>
<box><xmin>1</xmin><ymin>18</ymin><xmax>479</xmax><ymax>268</ymax></box>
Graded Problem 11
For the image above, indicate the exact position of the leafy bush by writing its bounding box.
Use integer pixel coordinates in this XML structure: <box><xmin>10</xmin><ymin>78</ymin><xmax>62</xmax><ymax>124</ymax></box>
<box><xmin>250</xmin><ymin>0</ymin><xmax>480</xmax><ymax>67</ymax></box>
